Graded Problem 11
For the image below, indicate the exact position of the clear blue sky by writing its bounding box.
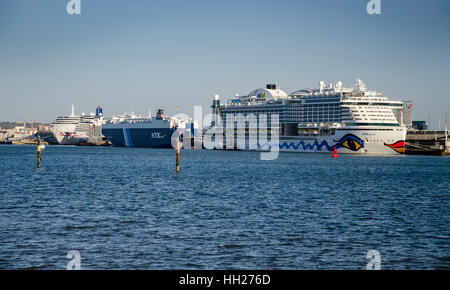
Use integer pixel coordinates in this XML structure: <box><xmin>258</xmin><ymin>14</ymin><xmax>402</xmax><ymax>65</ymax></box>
<box><xmin>0</xmin><ymin>0</ymin><xmax>449</xmax><ymax>128</ymax></box>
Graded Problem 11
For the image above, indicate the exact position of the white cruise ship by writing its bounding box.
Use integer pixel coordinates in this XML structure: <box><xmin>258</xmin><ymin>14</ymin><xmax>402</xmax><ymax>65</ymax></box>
<box><xmin>211</xmin><ymin>79</ymin><xmax>407</xmax><ymax>155</ymax></box>
<box><xmin>51</xmin><ymin>105</ymin><xmax>105</xmax><ymax>145</ymax></box>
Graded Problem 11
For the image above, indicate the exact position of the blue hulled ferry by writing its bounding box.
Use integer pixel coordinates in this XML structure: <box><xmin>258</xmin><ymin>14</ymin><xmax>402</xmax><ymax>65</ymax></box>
<box><xmin>102</xmin><ymin>109</ymin><xmax>177</xmax><ymax>148</ymax></box>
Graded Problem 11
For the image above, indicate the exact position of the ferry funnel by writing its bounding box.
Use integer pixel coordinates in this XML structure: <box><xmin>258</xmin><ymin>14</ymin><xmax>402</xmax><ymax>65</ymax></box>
<box><xmin>96</xmin><ymin>106</ymin><xmax>103</xmax><ymax>117</ymax></box>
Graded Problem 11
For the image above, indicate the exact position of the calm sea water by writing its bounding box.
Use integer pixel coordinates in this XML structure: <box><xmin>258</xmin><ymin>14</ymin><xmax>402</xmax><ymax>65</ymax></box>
<box><xmin>0</xmin><ymin>145</ymin><xmax>449</xmax><ymax>269</ymax></box>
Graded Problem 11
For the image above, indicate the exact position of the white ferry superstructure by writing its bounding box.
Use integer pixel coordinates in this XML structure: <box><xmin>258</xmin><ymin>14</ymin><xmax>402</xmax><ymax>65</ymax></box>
<box><xmin>211</xmin><ymin>79</ymin><xmax>407</xmax><ymax>155</ymax></box>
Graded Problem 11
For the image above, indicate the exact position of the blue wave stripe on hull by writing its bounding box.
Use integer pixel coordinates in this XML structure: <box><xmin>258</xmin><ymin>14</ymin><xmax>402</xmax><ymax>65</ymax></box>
<box><xmin>258</xmin><ymin>140</ymin><xmax>333</xmax><ymax>152</ymax></box>
<box><xmin>257</xmin><ymin>134</ymin><xmax>365</xmax><ymax>152</ymax></box>
<box><xmin>279</xmin><ymin>140</ymin><xmax>333</xmax><ymax>151</ymax></box>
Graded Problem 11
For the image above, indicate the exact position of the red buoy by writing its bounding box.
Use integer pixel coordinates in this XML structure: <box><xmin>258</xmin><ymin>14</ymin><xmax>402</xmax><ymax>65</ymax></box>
<box><xmin>332</xmin><ymin>147</ymin><xmax>338</xmax><ymax>158</ymax></box>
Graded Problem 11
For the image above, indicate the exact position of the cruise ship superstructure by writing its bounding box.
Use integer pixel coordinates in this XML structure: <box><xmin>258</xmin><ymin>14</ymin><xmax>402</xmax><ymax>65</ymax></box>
<box><xmin>211</xmin><ymin>79</ymin><xmax>407</xmax><ymax>155</ymax></box>
<box><xmin>51</xmin><ymin>105</ymin><xmax>105</xmax><ymax>145</ymax></box>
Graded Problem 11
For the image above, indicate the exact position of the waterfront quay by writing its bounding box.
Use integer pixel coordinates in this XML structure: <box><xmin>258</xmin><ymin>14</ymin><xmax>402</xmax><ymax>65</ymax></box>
<box><xmin>406</xmin><ymin>130</ymin><xmax>450</xmax><ymax>156</ymax></box>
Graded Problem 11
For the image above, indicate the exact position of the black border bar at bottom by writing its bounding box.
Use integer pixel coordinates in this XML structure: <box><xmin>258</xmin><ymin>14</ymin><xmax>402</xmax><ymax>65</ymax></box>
<box><xmin>0</xmin><ymin>270</ymin><xmax>445</xmax><ymax>288</ymax></box>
